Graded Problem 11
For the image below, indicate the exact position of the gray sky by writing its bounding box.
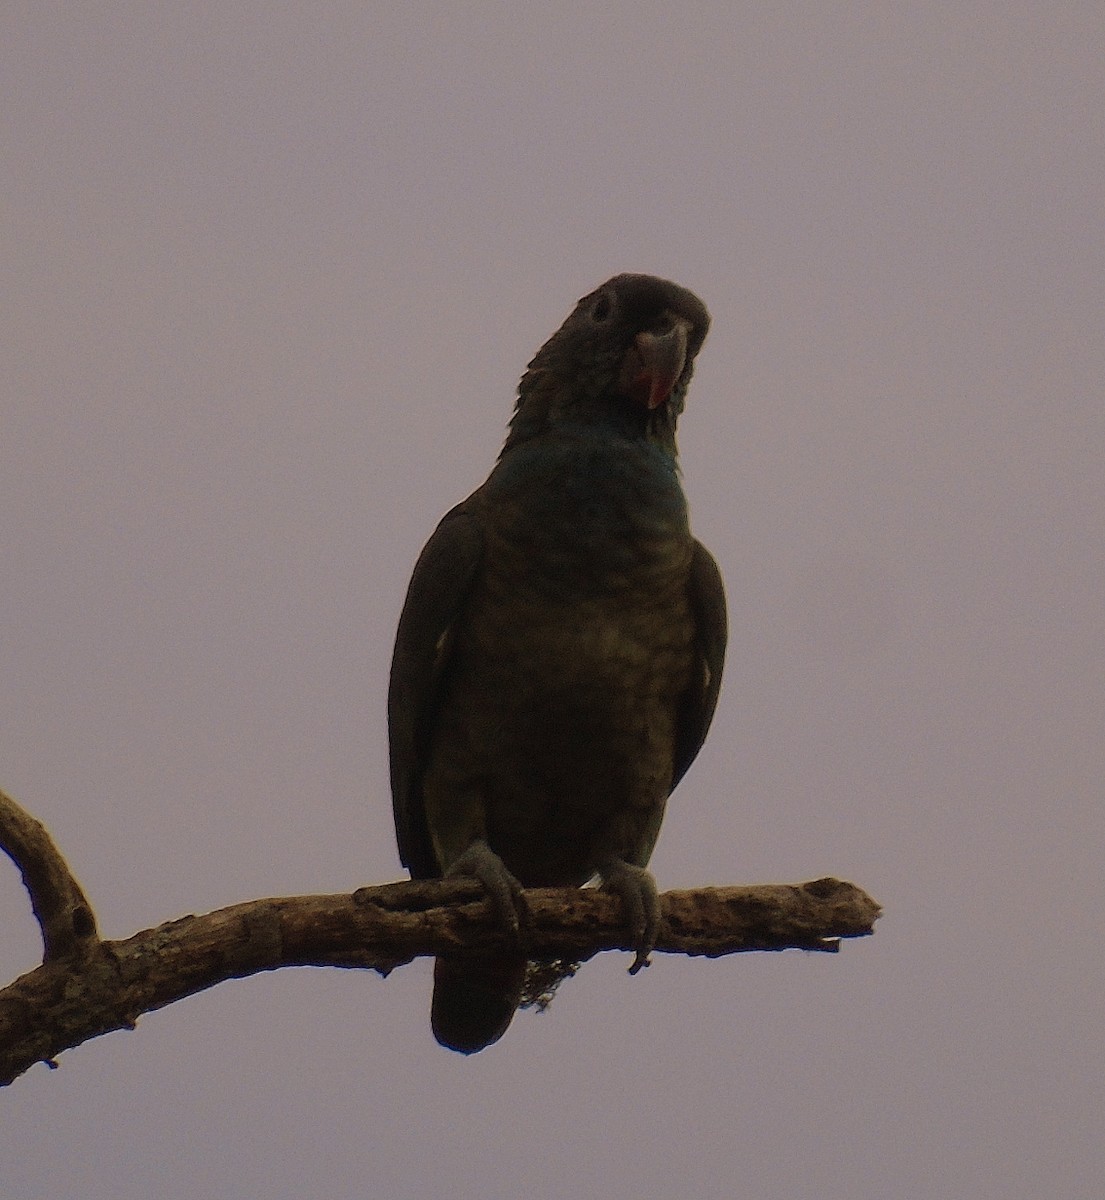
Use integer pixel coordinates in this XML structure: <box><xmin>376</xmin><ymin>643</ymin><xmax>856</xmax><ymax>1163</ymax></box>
<box><xmin>2</xmin><ymin>5</ymin><xmax>1103</xmax><ymax>1198</ymax></box>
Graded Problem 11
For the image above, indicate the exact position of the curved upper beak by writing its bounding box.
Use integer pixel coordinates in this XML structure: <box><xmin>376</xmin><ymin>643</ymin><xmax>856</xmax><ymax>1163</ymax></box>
<box><xmin>619</xmin><ymin>315</ymin><xmax>693</xmax><ymax>409</ymax></box>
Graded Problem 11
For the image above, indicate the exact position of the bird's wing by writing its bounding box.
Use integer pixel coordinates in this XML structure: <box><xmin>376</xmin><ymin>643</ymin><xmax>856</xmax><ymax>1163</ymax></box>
<box><xmin>671</xmin><ymin>538</ymin><xmax>728</xmax><ymax>790</ymax></box>
<box><xmin>388</xmin><ymin>501</ymin><xmax>484</xmax><ymax>878</ymax></box>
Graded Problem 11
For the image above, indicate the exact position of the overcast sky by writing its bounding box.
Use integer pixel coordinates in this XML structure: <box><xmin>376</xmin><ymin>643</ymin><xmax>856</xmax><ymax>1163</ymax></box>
<box><xmin>2</xmin><ymin>5</ymin><xmax>1103</xmax><ymax>1198</ymax></box>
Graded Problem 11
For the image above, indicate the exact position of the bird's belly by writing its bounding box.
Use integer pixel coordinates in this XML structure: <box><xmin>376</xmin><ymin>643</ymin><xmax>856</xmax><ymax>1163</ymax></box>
<box><xmin>423</xmin><ymin>585</ymin><xmax>694</xmax><ymax>886</ymax></box>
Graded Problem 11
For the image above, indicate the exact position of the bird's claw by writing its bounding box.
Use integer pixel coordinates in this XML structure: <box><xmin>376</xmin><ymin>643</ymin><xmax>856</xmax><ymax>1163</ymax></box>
<box><xmin>446</xmin><ymin>839</ymin><xmax>529</xmax><ymax>937</ymax></box>
<box><xmin>600</xmin><ymin>861</ymin><xmax>660</xmax><ymax>974</ymax></box>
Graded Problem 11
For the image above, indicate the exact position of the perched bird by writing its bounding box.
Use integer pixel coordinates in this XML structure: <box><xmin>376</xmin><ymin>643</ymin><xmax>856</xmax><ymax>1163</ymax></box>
<box><xmin>388</xmin><ymin>274</ymin><xmax>726</xmax><ymax>1053</ymax></box>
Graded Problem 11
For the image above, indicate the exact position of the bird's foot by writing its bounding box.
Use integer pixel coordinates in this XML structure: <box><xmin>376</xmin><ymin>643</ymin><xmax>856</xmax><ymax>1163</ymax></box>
<box><xmin>599</xmin><ymin>861</ymin><xmax>660</xmax><ymax>974</ymax></box>
<box><xmin>446</xmin><ymin>839</ymin><xmax>529</xmax><ymax>937</ymax></box>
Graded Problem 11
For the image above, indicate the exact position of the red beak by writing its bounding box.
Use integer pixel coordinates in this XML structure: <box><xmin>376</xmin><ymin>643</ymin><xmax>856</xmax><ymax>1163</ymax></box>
<box><xmin>619</xmin><ymin>316</ymin><xmax>692</xmax><ymax>409</ymax></box>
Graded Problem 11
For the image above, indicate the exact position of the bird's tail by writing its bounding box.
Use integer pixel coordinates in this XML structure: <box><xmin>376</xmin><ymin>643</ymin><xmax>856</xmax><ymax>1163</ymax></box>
<box><xmin>431</xmin><ymin>955</ymin><xmax>527</xmax><ymax>1054</ymax></box>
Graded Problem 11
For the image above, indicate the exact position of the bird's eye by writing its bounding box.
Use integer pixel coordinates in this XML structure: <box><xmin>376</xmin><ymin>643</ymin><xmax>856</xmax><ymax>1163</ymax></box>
<box><xmin>590</xmin><ymin>294</ymin><xmax>613</xmax><ymax>323</ymax></box>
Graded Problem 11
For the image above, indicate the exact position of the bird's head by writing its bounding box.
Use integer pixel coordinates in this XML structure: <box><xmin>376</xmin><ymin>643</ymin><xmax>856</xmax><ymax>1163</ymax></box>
<box><xmin>503</xmin><ymin>274</ymin><xmax>710</xmax><ymax>456</ymax></box>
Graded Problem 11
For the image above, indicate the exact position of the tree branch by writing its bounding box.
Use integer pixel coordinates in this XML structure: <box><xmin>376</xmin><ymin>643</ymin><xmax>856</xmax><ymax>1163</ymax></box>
<box><xmin>0</xmin><ymin>788</ymin><xmax>99</xmax><ymax>961</ymax></box>
<box><xmin>1</xmin><ymin>791</ymin><xmax>880</xmax><ymax>1086</ymax></box>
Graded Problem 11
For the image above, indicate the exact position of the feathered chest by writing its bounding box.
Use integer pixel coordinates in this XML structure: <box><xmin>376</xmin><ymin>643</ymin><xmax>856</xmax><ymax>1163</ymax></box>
<box><xmin>478</xmin><ymin>432</ymin><xmax>693</xmax><ymax>605</ymax></box>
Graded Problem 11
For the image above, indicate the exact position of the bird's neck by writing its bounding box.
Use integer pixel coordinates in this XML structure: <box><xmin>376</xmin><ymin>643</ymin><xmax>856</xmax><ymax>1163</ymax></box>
<box><xmin>485</xmin><ymin>428</ymin><xmax>688</xmax><ymax>544</ymax></box>
<box><xmin>501</xmin><ymin>380</ymin><xmax>681</xmax><ymax>460</ymax></box>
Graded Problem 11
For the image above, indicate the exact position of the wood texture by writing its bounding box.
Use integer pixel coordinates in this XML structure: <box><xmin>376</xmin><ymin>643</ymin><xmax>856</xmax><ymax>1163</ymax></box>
<box><xmin>1</xmin><ymin>788</ymin><xmax>880</xmax><ymax>1085</ymax></box>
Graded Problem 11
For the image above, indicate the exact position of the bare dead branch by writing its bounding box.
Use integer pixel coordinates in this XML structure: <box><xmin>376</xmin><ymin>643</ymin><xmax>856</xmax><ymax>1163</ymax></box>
<box><xmin>0</xmin><ymin>873</ymin><xmax>880</xmax><ymax>1085</ymax></box>
<box><xmin>0</xmin><ymin>788</ymin><xmax>99</xmax><ymax>961</ymax></box>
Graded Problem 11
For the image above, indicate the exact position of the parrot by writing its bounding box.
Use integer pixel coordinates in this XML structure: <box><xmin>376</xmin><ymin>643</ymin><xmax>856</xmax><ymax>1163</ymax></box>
<box><xmin>388</xmin><ymin>273</ymin><xmax>726</xmax><ymax>1053</ymax></box>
